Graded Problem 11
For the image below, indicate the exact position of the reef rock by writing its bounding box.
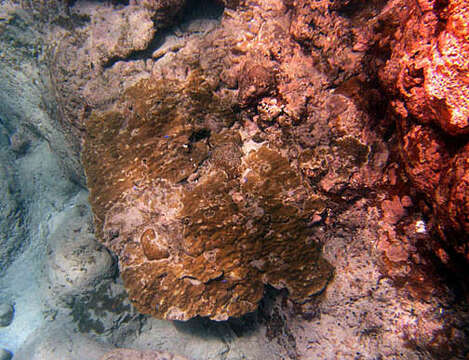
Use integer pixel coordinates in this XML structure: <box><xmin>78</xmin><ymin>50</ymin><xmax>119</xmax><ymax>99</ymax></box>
<box><xmin>435</xmin><ymin>143</ymin><xmax>469</xmax><ymax>257</ymax></box>
<box><xmin>45</xmin><ymin>191</ymin><xmax>115</xmax><ymax>302</ymax></box>
<box><xmin>379</xmin><ymin>0</ymin><xmax>469</xmax><ymax>135</ymax></box>
<box><xmin>0</xmin><ymin>304</ymin><xmax>14</xmax><ymax>327</ymax></box>
<box><xmin>378</xmin><ymin>0</ymin><xmax>469</xmax><ymax>261</ymax></box>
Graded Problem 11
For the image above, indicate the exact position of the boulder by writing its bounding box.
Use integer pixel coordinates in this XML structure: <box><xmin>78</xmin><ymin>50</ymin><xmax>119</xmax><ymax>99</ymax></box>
<box><xmin>0</xmin><ymin>304</ymin><xmax>14</xmax><ymax>327</ymax></box>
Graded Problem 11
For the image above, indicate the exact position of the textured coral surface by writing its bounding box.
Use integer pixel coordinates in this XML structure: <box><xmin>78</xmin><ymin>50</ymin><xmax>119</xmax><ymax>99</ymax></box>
<box><xmin>83</xmin><ymin>72</ymin><xmax>333</xmax><ymax>320</ymax></box>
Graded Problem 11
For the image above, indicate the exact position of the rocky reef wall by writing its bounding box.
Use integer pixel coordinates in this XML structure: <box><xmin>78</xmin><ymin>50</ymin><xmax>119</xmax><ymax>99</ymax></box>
<box><xmin>376</xmin><ymin>0</ymin><xmax>469</xmax><ymax>263</ymax></box>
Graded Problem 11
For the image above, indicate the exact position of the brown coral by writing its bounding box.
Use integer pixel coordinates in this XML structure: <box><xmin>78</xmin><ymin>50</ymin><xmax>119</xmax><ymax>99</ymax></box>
<box><xmin>238</xmin><ymin>62</ymin><xmax>276</xmax><ymax>107</ymax></box>
<box><xmin>82</xmin><ymin>70</ymin><xmax>333</xmax><ymax>321</ymax></box>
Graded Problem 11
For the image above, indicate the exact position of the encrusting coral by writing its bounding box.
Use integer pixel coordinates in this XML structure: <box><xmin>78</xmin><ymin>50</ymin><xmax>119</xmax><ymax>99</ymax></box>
<box><xmin>82</xmin><ymin>68</ymin><xmax>333</xmax><ymax>320</ymax></box>
<box><xmin>81</xmin><ymin>0</ymin><xmax>392</xmax><ymax>323</ymax></box>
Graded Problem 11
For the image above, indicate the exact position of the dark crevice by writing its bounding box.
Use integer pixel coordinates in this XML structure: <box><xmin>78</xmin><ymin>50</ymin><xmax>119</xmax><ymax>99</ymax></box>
<box><xmin>333</xmin><ymin>0</ymin><xmax>387</xmax><ymax>21</ymax></box>
<box><xmin>110</xmin><ymin>0</ymin><xmax>130</xmax><ymax>6</ymax></box>
<box><xmin>189</xmin><ymin>129</ymin><xmax>211</xmax><ymax>143</ymax></box>
<box><xmin>334</xmin><ymin>1</ymin><xmax>370</xmax><ymax>17</ymax></box>
<box><xmin>102</xmin><ymin>33</ymin><xmax>167</xmax><ymax>69</ymax></box>
<box><xmin>178</xmin><ymin>0</ymin><xmax>225</xmax><ymax>23</ymax></box>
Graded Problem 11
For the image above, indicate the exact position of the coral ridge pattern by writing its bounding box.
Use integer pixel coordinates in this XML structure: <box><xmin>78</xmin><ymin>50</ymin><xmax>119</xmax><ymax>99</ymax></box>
<box><xmin>83</xmin><ymin>73</ymin><xmax>333</xmax><ymax>320</ymax></box>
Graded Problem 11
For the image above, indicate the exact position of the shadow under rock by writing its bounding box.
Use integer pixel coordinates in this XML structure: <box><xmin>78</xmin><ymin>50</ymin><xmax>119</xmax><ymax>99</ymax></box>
<box><xmin>100</xmin><ymin>0</ymin><xmax>224</xmax><ymax>69</ymax></box>
<box><xmin>172</xmin><ymin>285</ymin><xmax>283</xmax><ymax>339</ymax></box>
